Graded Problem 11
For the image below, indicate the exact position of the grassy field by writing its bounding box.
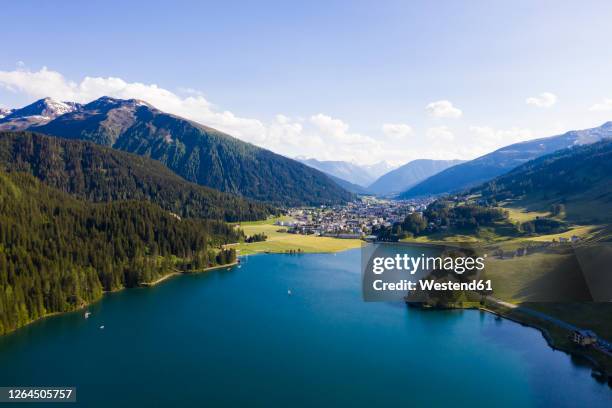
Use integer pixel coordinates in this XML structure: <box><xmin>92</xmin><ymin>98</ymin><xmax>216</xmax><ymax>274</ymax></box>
<box><xmin>401</xmin><ymin>202</ymin><xmax>601</xmax><ymax>247</ymax></box>
<box><xmin>482</xmin><ymin>251</ymin><xmax>592</xmax><ymax>303</ymax></box>
<box><xmin>504</xmin><ymin>206</ymin><xmax>550</xmax><ymax>223</ymax></box>
<box><xmin>231</xmin><ymin>216</ymin><xmax>362</xmax><ymax>255</ymax></box>
<box><xmin>400</xmin><ymin>202</ymin><xmax>612</xmax><ymax>375</ymax></box>
<box><xmin>521</xmin><ymin>225</ymin><xmax>599</xmax><ymax>241</ymax></box>
<box><xmin>397</xmin><ymin>205</ymin><xmax>603</xmax><ymax>306</ymax></box>
<box><xmin>401</xmin><ymin>232</ymin><xmax>480</xmax><ymax>244</ymax></box>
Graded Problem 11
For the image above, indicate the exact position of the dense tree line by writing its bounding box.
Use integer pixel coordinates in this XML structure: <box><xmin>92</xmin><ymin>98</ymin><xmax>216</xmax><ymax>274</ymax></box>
<box><xmin>245</xmin><ymin>233</ymin><xmax>267</xmax><ymax>243</ymax></box>
<box><xmin>423</xmin><ymin>201</ymin><xmax>508</xmax><ymax>230</ymax></box>
<box><xmin>0</xmin><ymin>131</ymin><xmax>276</xmax><ymax>222</ymax></box>
<box><xmin>373</xmin><ymin>201</ymin><xmax>508</xmax><ymax>240</ymax></box>
<box><xmin>0</xmin><ymin>171</ymin><xmax>240</xmax><ymax>335</ymax></box>
<box><xmin>520</xmin><ymin>218</ymin><xmax>567</xmax><ymax>234</ymax></box>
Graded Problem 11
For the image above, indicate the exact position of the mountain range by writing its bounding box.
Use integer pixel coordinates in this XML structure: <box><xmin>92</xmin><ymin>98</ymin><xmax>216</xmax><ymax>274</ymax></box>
<box><xmin>3</xmin><ymin>97</ymin><xmax>612</xmax><ymax>205</ymax></box>
<box><xmin>326</xmin><ymin>174</ymin><xmax>371</xmax><ymax>194</ymax></box>
<box><xmin>367</xmin><ymin>159</ymin><xmax>464</xmax><ymax>196</ymax></box>
<box><xmin>0</xmin><ymin>97</ymin><xmax>352</xmax><ymax>206</ymax></box>
<box><xmin>400</xmin><ymin>122</ymin><xmax>612</xmax><ymax>199</ymax></box>
<box><xmin>296</xmin><ymin>157</ymin><xmax>394</xmax><ymax>187</ymax></box>
<box><xmin>298</xmin><ymin>157</ymin><xmax>465</xmax><ymax>196</ymax></box>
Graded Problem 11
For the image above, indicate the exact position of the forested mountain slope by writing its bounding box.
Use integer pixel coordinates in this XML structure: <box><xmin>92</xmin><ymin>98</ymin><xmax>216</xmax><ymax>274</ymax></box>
<box><xmin>23</xmin><ymin>97</ymin><xmax>352</xmax><ymax>206</ymax></box>
<box><xmin>400</xmin><ymin>122</ymin><xmax>612</xmax><ymax>198</ymax></box>
<box><xmin>473</xmin><ymin>139</ymin><xmax>612</xmax><ymax>223</ymax></box>
<box><xmin>0</xmin><ymin>131</ymin><xmax>274</xmax><ymax>221</ymax></box>
<box><xmin>0</xmin><ymin>170</ymin><xmax>240</xmax><ymax>335</ymax></box>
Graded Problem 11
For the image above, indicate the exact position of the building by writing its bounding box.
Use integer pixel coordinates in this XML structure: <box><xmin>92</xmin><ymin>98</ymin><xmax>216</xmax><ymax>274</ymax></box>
<box><xmin>572</xmin><ymin>329</ymin><xmax>597</xmax><ymax>346</ymax></box>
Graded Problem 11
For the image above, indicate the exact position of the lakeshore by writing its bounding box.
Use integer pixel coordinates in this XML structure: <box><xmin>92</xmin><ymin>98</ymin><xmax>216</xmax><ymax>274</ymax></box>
<box><xmin>139</xmin><ymin>262</ymin><xmax>240</xmax><ymax>287</ymax></box>
<box><xmin>425</xmin><ymin>299</ymin><xmax>612</xmax><ymax>385</ymax></box>
<box><xmin>231</xmin><ymin>216</ymin><xmax>363</xmax><ymax>255</ymax></box>
<box><xmin>1</xmin><ymin>249</ymin><xmax>610</xmax><ymax>407</ymax></box>
<box><xmin>4</xmin><ymin>207</ymin><xmax>610</xmax><ymax>389</ymax></box>
<box><xmin>0</xmin><ymin>260</ymin><xmax>240</xmax><ymax>337</ymax></box>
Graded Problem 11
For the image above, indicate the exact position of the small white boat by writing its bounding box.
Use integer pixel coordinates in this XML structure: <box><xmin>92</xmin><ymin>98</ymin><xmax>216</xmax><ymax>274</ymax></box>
<box><xmin>287</xmin><ymin>289</ymin><xmax>292</xmax><ymax>296</ymax></box>
<box><xmin>84</xmin><ymin>311</ymin><xmax>91</xmax><ymax>319</ymax></box>
<box><xmin>99</xmin><ymin>325</ymin><xmax>105</xmax><ymax>330</ymax></box>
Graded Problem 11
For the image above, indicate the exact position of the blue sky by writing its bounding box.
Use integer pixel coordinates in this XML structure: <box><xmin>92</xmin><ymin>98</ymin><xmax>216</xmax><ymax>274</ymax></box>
<box><xmin>2</xmin><ymin>0</ymin><xmax>612</xmax><ymax>164</ymax></box>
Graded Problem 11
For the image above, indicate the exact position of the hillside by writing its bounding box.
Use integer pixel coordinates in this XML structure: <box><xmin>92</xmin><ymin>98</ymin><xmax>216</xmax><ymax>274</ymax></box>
<box><xmin>328</xmin><ymin>174</ymin><xmax>371</xmax><ymax>194</ymax></box>
<box><xmin>8</xmin><ymin>97</ymin><xmax>353</xmax><ymax>206</ymax></box>
<box><xmin>474</xmin><ymin>139</ymin><xmax>612</xmax><ymax>224</ymax></box>
<box><xmin>0</xmin><ymin>131</ymin><xmax>274</xmax><ymax>221</ymax></box>
<box><xmin>400</xmin><ymin>122</ymin><xmax>612</xmax><ymax>198</ymax></box>
<box><xmin>0</xmin><ymin>170</ymin><xmax>241</xmax><ymax>335</ymax></box>
<box><xmin>368</xmin><ymin>159</ymin><xmax>463</xmax><ymax>196</ymax></box>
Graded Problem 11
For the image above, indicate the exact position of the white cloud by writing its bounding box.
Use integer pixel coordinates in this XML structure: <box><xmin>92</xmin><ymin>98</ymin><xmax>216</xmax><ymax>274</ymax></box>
<box><xmin>465</xmin><ymin>125</ymin><xmax>533</xmax><ymax>157</ymax></box>
<box><xmin>0</xmin><ymin>65</ymin><xmax>540</xmax><ymax>166</ymax></box>
<box><xmin>381</xmin><ymin>123</ymin><xmax>413</xmax><ymax>140</ymax></box>
<box><xmin>426</xmin><ymin>126</ymin><xmax>455</xmax><ymax>142</ymax></box>
<box><xmin>589</xmin><ymin>98</ymin><xmax>612</xmax><ymax>112</ymax></box>
<box><xmin>425</xmin><ymin>100</ymin><xmax>462</xmax><ymax>118</ymax></box>
<box><xmin>0</xmin><ymin>65</ymin><xmax>268</xmax><ymax>142</ymax></box>
<box><xmin>525</xmin><ymin>92</ymin><xmax>557</xmax><ymax>108</ymax></box>
<box><xmin>310</xmin><ymin>114</ymin><xmax>349</xmax><ymax>138</ymax></box>
<box><xmin>469</xmin><ymin>125</ymin><xmax>532</xmax><ymax>144</ymax></box>
<box><xmin>0</xmin><ymin>65</ymin><xmax>411</xmax><ymax>164</ymax></box>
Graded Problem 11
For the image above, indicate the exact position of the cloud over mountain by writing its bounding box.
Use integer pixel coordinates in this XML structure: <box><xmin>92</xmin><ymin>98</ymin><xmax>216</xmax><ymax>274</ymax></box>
<box><xmin>0</xmin><ymin>65</ymin><xmax>550</xmax><ymax>165</ymax></box>
<box><xmin>526</xmin><ymin>92</ymin><xmax>557</xmax><ymax>108</ymax></box>
<box><xmin>425</xmin><ymin>100</ymin><xmax>462</xmax><ymax>118</ymax></box>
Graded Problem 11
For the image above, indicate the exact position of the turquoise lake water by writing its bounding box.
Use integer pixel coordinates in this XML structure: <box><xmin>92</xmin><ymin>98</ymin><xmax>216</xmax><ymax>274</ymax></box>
<box><xmin>0</xmin><ymin>249</ymin><xmax>610</xmax><ymax>407</ymax></box>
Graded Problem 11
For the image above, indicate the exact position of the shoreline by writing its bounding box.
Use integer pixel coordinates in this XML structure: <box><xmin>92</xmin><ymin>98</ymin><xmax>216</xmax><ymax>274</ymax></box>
<box><xmin>139</xmin><ymin>261</ymin><xmax>240</xmax><ymax>287</ymax></box>
<box><xmin>412</xmin><ymin>300</ymin><xmax>612</xmax><ymax>386</ymax></box>
<box><xmin>1</xmin><ymin>261</ymin><xmax>240</xmax><ymax>336</ymax></box>
<box><xmin>3</xmin><ymin>249</ymin><xmax>611</xmax><ymax>388</ymax></box>
<box><xmin>490</xmin><ymin>309</ymin><xmax>611</xmax><ymax>386</ymax></box>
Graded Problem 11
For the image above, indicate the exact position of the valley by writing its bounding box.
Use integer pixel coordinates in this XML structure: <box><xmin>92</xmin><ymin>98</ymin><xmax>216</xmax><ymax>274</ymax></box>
<box><xmin>0</xmin><ymin>95</ymin><xmax>611</xmax><ymax>388</ymax></box>
<box><xmin>3</xmin><ymin>3</ymin><xmax>612</xmax><ymax>406</ymax></box>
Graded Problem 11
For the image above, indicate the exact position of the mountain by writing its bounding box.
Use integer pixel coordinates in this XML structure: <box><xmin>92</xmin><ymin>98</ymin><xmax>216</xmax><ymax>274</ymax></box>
<box><xmin>362</xmin><ymin>161</ymin><xmax>397</xmax><ymax>180</ymax></box>
<box><xmin>0</xmin><ymin>108</ymin><xmax>12</xmax><ymax>119</ymax></box>
<box><xmin>297</xmin><ymin>158</ymin><xmax>382</xmax><ymax>187</ymax></box>
<box><xmin>473</xmin><ymin>139</ymin><xmax>612</xmax><ymax>224</ymax></box>
<box><xmin>327</xmin><ymin>174</ymin><xmax>371</xmax><ymax>194</ymax></box>
<box><xmin>0</xmin><ymin>97</ymin><xmax>81</xmax><ymax>131</ymax></box>
<box><xmin>0</xmin><ymin>131</ymin><xmax>275</xmax><ymax>221</ymax></box>
<box><xmin>368</xmin><ymin>159</ymin><xmax>464</xmax><ymax>196</ymax></box>
<box><xmin>400</xmin><ymin>122</ymin><xmax>612</xmax><ymax>198</ymax></box>
<box><xmin>7</xmin><ymin>97</ymin><xmax>352</xmax><ymax>206</ymax></box>
<box><xmin>0</xmin><ymin>169</ymin><xmax>240</xmax><ymax>335</ymax></box>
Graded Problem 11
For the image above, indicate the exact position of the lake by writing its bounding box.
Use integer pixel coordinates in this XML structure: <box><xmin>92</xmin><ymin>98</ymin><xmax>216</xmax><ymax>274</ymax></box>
<box><xmin>0</xmin><ymin>249</ymin><xmax>610</xmax><ymax>407</ymax></box>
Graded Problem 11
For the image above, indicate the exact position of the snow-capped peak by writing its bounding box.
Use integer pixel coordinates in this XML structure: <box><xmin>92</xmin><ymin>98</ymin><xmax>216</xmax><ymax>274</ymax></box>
<box><xmin>38</xmin><ymin>97</ymin><xmax>78</xmax><ymax>117</ymax></box>
<box><xmin>0</xmin><ymin>97</ymin><xmax>82</xmax><ymax>131</ymax></box>
<box><xmin>0</xmin><ymin>107</ymin><xmax>13</xmax><ymax>120</ymax></box>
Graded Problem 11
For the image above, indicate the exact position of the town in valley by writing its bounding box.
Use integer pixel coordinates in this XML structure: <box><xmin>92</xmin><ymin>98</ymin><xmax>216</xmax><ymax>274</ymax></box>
<box><xmin>278</xmin><ymin>197</ymin><xmax>433</xmax><ymax>240</ymax></box>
